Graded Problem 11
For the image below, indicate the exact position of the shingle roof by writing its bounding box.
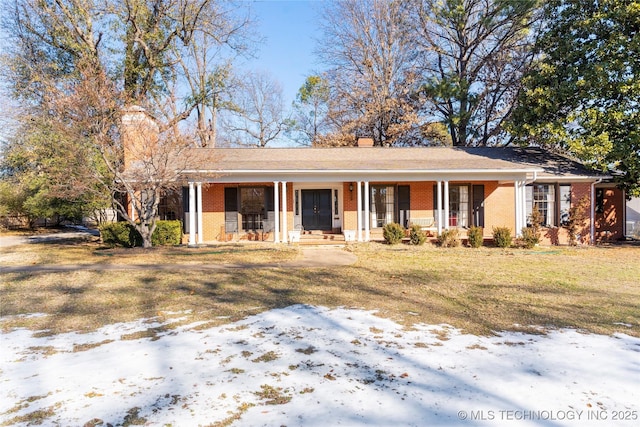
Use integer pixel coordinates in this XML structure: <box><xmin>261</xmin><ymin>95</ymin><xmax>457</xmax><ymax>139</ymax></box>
<box><xmin>463</xmin><ymin>147</ymin><xmax>607</xmax><ymax>179</ymax></box>
<box><xmin>181</xmin><ymin>146</ymin><xmax>606</xmax><ymax>181</ymax></box>
<box><xmin>185</xmin><ymin>147</ymin><xmax>529</xmax><ymax>171</ymax></box>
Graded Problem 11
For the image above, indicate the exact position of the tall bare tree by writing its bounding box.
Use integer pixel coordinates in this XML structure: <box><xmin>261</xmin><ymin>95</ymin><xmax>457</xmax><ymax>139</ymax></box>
<box><xmin>1</xmin><ymin>0</ymin><xmax>252</xmax><ymax>246</ymax></box>
<box><xmin>221</xmin><ymin>70</ymin><xmax>288</xmax><ymax>147</ymax></box>
<box><xmin>316</xmin><ymin>0</ymin><xmax>420</xmax><ymax>146</ymax></box>
<box><xmin>410</xmin><ymin>0</ymin><xmax>540</xmax><ymax>146</ymax></box>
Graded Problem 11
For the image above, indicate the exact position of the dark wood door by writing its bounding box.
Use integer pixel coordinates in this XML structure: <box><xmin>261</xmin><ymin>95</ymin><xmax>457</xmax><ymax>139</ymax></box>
<box><xmin>301</xmin><ymin>190</ymin><xmax>332</xmax><ymax>230</ymax></box>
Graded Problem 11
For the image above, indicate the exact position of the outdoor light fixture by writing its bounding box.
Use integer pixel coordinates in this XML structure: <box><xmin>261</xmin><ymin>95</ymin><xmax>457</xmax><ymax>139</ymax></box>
<box><xmin>349</xmin><ymin>183</ymin><xmax>354</xmax><ymax>200</ymax></box>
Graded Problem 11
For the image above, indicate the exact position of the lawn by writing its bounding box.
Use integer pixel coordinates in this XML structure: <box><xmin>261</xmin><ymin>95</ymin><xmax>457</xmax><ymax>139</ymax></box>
<box><xmin>1</xmin><ymin>237</ymin><xmax>639</xmax><ymax>338</ymax></box>
<box><xmin>2</xmin><ymin>237</ymin><xmax>640</xmax><ymax>426</ymax></box>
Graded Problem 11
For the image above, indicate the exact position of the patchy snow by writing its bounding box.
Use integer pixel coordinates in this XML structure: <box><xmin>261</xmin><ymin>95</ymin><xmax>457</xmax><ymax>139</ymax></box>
<box><xmin>1</xmin><ymin>305</ymin><xmax>639</xmax><ymax>426</ymax></box>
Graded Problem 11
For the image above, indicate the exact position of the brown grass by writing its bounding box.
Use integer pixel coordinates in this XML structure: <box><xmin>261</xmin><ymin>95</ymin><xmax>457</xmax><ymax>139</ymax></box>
<box><xmin>1</xmin><ymin>239</ymin><xmax>639</xmax><ymax>337</ymax></box>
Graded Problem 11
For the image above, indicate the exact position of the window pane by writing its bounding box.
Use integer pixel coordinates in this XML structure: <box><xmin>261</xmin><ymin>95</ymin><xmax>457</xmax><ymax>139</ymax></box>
<box><xmin>449</xmin><ymin>185</ymin><xmax>469</xmax><ymax>227</ymax></box>
<box><xmin>240</xmin><ymin>187</ymin><xmax>265</xmax><ymax>231</ymax></box>
<box><xmin>371</xmin><ymin>185</ymin><xmax>395</xmax><ymax>228</ymax></box>
<box><xmin>531</xmin><ymin>184</ymin><xmax>555</xmax><ymax>226</ymax></box>
<box><xmin>559</xmin><ymin>185</ymin><xmax>571</xmax><ymax>226</ymax></box>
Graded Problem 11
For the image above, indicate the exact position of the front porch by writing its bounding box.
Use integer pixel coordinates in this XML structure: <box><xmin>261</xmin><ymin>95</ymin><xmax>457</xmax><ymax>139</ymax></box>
<box><xmin>183</xmin><ymin>178</ymin><xmax>527</xmax><ymax>245</ymax></box>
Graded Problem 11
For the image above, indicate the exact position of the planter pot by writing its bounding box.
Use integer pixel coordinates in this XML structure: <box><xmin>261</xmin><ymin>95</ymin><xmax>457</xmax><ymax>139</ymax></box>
<box><xmin>288</xmin><ymin>230</ymin><xmax>301</xmax><ymax>242</ymax></box>
<box><xmin>343</xmin><ymin>230</ymin><xmax>356</xmax><ymax>241</ymax></box>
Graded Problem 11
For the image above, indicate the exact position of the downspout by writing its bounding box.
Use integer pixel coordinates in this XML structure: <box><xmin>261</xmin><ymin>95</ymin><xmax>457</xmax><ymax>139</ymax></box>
<box><xmin>590</xmin><ymin>178</ymin><xmax>603</xmax><ymax>244</ymax></box>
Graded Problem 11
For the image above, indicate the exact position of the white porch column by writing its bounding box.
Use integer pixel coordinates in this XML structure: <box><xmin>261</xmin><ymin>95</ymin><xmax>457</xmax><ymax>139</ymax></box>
<box><xmin>196</xmin><ymin>182</ymin><xmax>203</xmax><ymax>244</ymax></box>
<box><xmin>274</xmin><ymin>181</ymin><xmax>280</xmax><ymax>243</ymax></box>
<box><xmin>129</xmin><ymin>191</ymin><xmax>136</xmax><ymax>222</ymax></box>
<box><xmin>523</xmin><ymin>182</ymin><xmax>528</xmax><ymax>230</ymax></box>
<box><xmin>282</xmin><ymin>181</ymin><xmax>288</xmax><ymax>243</ymax></box>
<box><xmin>443</xmin><ymin>180</ymin><xmax>450</xmax><ymax>230</ymax></box>
<box><xmin>514</xmin><ymin>181</ymin><xmax>521</xmax><ymax>236</ymax></box>
<box><xmin>364</xmin><ymin>181</ymin><xmax>370</xmax><ymax>242</ymax></box>
<box><xmin>357</xmin><ymin>181</ymin><xmax>363</xmax><ymax>242</ymax></box>
<box><xmin>188</xmin><ymin>182</ymin><xmax>196</xmax><ymax>246</ymax></box>
<box><xmin>518</xmin><ymin>181</ymin><xmax>527</xmax><ymax>235</ymax></box>
<box><xmin>436</xmin><ymin>181</ymin><xmax>443</xmax><ymax>234</ymax></box>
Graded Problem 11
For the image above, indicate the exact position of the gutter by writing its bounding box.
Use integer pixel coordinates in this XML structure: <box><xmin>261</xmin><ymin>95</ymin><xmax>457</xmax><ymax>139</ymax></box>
<box><xmin>181</xmin><ymin>168</ymin><xmax>542</xmax><ymax>175</ymax></box>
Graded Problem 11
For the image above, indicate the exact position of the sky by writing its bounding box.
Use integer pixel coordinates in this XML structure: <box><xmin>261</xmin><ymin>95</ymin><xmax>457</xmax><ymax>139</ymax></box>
<box><xmin>0</xmin><ymin>1</ymin><xmax>323</xmax><ymax>144</ymax></box>
<box><xmin>242</xmin><ymin>0</ymin><xmax>323</xmax><ymax>108</ymax></box>
<box><xmin>2</xmin><ymin>304</ymin><xmax>639</xmax><ymax>426</ymax></box>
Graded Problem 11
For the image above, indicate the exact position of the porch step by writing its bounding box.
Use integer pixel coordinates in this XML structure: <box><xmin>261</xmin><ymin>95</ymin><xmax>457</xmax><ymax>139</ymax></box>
<box><xmin>297</xmin><ymin>233</ymin><xmax>346</xmax><ymax>245</ymax></box>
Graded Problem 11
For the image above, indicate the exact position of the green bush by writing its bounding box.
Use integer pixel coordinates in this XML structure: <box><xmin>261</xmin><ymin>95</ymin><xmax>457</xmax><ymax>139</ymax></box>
<box><xmin>467</xmin><ymin>226</ymin><xmax>484</xmax><ymax>248</ymax></box>
<box><xmin>100</xmin><ymin>220</ymin><xmax>182</xmax><ymax>247</ymax></box>
<box><xmin>492</xmin><ymin>226</ymin><xmax>513</xmax><ymax>248</ymax></box>
<box><xmin>437</xmin><ymin>228</ymin><xmax>460</xmax><ymax>247</ymax></box>
<box><xmin>519</xmin><ymin>226</ymin><xmax>539</xmax><ymax>249</ymax></box>
<box><xmin>152</xmin><ymin>220</ymin><xmax>183</xmax><ymax>246</ymax></box>
<box><xmin>100</xmin><ymin>222</ymin><xmax>141</xmax><ymax>248</ymax></box>
<box><xmin>409</xmin><ymin>224</ymin><xmax>427</xmax><ymax>245</ymax></box>
<box><xmin>383</xmin><ymin>222</ymin><xmax>405</xmax><ymax>245</ymax></box>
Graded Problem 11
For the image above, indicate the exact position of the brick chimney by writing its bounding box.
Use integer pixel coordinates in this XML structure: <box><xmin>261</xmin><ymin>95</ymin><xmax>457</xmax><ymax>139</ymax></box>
<box><xmin>121</xmin><ymin>106</ymin><xmax>159</xmax><ymax>169</ymax></box>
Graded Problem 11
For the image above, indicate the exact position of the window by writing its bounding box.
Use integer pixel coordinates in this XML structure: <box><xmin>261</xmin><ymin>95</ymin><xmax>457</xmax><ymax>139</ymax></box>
<box><xmin>433</xmin><ymin>184</ymin><xmax>473</xmax><ymax>228</ymax></box>
<box><xmin>527</xmin><ymin>184</ymin><xmax>555</xmax><ymax>226</ymax></box>
<box><xmin>240</xmin><ymin>187</ymin><xmax>266</xmax><ymax>231</ymax></box>
<box><xmin>370</xmin><ymin>185</ymin><xmax>395</xmax><ymax>228</ymax></box>
<box><xmin>559</xmin><ymin>185</ymin><xmax>571</xmax><ymax>226</ymax></box>
<box><xmin>526</xmin><ymin>184</ymin><xmax>571</xmax><ymax>227</ymax></box>
<box><xmin>449</xmin><ymin>185</ymin><xmax>469</xmax><ymax>227</ymax></box>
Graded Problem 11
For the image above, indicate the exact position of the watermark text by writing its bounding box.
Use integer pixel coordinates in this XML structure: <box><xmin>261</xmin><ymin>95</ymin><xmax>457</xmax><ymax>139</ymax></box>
<box><xmin>457</xmin><ymin>409</ymin><xmax>638</xmax><ymax>422</ymax></box>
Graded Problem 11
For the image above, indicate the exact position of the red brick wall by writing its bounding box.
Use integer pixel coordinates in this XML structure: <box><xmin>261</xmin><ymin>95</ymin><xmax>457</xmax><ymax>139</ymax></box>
<box><xmin>595</xmin><ymin>186</ymin><xmax>624</xmax><ymax>242</ymax></box>
<box><xmin>198</xmin><ymin>183</ymin><xmax>294</xmax><ymax>242</ymax></box>
<box><xmin>538</xmin><ymin>182</ymin><xmax>593</xmax><ymax>245</ymax></box>
<box><xmin>196</xmin><ymin>180</ymin><xmax>598</xmax><ymax>244</ymax></box>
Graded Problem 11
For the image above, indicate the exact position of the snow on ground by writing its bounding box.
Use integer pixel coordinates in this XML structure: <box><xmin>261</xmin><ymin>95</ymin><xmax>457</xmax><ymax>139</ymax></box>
<box><xmin>1</xmin><ymin>305</ymin><xmax>639</xmax><ymax>426</ymax></box>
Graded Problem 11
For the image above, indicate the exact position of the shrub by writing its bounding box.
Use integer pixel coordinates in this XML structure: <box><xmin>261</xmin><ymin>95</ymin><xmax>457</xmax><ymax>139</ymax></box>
<box><xmin>100</xmin><ymin>220</ymin><xmax>182</xmax><ymax>247</ymax></box>
<box><xmin>437</xmin><ymin>228</ymin><xmax>460</xmax><ymax>247</ymax></box>
<box><xmin>519</xmin><ymin>226</ymin><xmax>539</xmax><ymax>249</ymax></box>
<box><xmin>528</xmin><ymin>204</ymin><xmax>543</xmax><ymax>242</ymax></box>
<box><xmin>383</xmin><ymin>222</ymin><xmax>405</xmax><ymax>245</ymax></box>
<box><xmin>100</xmin><ymin>222</ymin><xmax>142</xmax><ymax>248</ymax></box>
<box><xmin>152</xmin><ymin>220</ymin><xmax>182</xmax><ymax>246</ymax></box>
<box><xmin>492</xmin><ymin>226</ymin><xmax>513</xmax><ymax>248</ymax></box>
<box><xmin>409</xmin><ymin>224</ymin><xmax>427</xmax><ymax>245</ymax></box>
<box><xmin>565</xmin><ymin>196</ymin><xmax>590</xmax><ymax>246</ymax></box>
<box><xmin>467</xmin><ymin>226</ymin><xmax>484</xmax><ymax>248</ymax></box>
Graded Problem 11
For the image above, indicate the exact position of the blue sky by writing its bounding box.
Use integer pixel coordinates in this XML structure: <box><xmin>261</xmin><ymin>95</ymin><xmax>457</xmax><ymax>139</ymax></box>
<box><xmin>241</xmin><ymin>0</ymin><xmax>323</xmax><ymax>107</ymax></box>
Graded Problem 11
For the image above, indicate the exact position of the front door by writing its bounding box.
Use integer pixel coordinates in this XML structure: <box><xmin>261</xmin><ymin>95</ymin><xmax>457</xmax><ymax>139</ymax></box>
<box><xmin>301</xmin><ymin>189</ymin><xmax>332</xmax><ymax>230</ymax></box>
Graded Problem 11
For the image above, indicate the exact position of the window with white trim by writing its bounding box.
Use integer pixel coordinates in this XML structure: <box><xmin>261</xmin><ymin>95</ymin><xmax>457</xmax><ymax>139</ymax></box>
<box><xmin>370</xmin><ymin>185</ymin><xmax>395</xmax><ymax>228</ymax></box>
<box><xmin>526</xmin><ymin>184</ymin><xmax>571</xmax><ymax>227</ymax></box>
<box><xmin>449</xmin><ymin>185</ymin><xmax>469</xmax><ymax>228</ymax></box>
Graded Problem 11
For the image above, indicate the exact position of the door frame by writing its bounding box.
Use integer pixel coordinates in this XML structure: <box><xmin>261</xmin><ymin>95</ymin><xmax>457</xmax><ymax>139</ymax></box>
<box><xmin>293</xmin><ymin>183</ymin><xmax>343</xmax><ymax>232</ymax></box>
<box><xmin>301</xmin><ymin>189</ymin><xmax>332</xmax><ymax>230</ymax></box>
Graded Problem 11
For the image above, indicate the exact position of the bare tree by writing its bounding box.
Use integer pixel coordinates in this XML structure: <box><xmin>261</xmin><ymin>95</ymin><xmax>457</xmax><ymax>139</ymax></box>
<box><xmin>317</xmin><ymin>0</ymin><xmax>420</xmax><ymax>146</ymax></box>
<box><xmin>409</xmin><ymin>0</ymin><xmax>540</xmax><ymax>146</ymax></box>
<box><xmin>222</xmin><ymin>70</ymin><xmax>288</xmax><ymax>147</ymax></box>
<box><xmin>1</xmin><ymin>0</ymin><xmax>252</xmax><ymax>247</ymax></box>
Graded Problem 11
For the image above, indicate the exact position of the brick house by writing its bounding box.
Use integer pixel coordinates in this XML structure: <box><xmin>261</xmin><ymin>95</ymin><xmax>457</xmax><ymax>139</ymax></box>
<box><xmin>122</xmin><ymin>107</ymin><xmax>638</xmax><ymax>245</ymax></box>
<box><xmin>177</xmin><ymin>142</ymin><xmax>611</xmax><ymax>245</ymax></box>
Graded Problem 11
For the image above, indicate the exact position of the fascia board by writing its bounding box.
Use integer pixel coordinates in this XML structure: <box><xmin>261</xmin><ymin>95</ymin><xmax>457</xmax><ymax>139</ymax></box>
<box><xmin>182</xmin><ymin>168</ymin><xmax>542</xmax><ymax>183</ymax></box>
